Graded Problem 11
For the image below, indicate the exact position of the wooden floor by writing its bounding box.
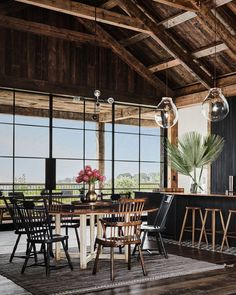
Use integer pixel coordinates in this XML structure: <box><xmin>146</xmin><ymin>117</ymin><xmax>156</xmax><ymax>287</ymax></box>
<box><xmin>1</xmin><ymin>230</ymin><xmax>236</xmax><ymax>295</ymax></box>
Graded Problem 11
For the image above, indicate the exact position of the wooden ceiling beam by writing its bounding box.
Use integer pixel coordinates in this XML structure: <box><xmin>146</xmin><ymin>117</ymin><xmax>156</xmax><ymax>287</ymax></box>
<box><xmin>15</xmin><ymin>0</ymin><xmax>149</xmax><ymax>33</ymax></box>
<box><xmin>100</xmin><ymin>0</ymin><xmax>118</xmax><ymax>10</ymax></box>
<box><xmin>120</xmin><ymin>0</ymin><xmax>212</xmax><ymax>89</ymax></box>
<box><xmin>149</xmin><ymin>42</ymin><xmax>228</xmax><ymax>72</ymax></box>
<box><xmin>119</xmin><ymin>33</ymin><xmax>149</xmax><ymax>46</ymax></box>
<box><xmin>0</xmin><ymin>15</ymin><xmax>108</xmax><ymax>47</ymax></box>
<box><xmin>78</xmin><ymin>18</ymin><xmax>173</xmax><ymax>96</ymax></box>
<box><xmin>195</xmin><ymin>3</ymin><xmax>236</xmax><ymax>60</ymax></box>
<box><xmin>175</xmin><ymin>74</ymin><xmax>236</xmax><ymax>107</ymax></box>
<box><xmin>152</xmin><ymin>0</ymin><xmax>199</xmax><ymax>12</ymax></box>
<box><xmin>157</xmin><ymin>0</ymin><xmax>233</xmax><ymax>29</ymax></box>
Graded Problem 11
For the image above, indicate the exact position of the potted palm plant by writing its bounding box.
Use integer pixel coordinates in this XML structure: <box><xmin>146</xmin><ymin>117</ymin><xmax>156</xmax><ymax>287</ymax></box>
<box><xmin>166</xmin><ymin>131</ymin><xmax>224</xmax><ymax>193</ymax></box>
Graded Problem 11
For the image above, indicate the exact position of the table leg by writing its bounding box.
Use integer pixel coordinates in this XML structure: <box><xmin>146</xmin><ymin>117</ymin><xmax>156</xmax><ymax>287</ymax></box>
<box><xmin>80</xmin><ymin>214</ymin><xmax>87</xmax><ymax>269</ymax></box>
<box><xmin>97</xmin><ymin>214</ymin><xmax>102</xmax><ymax>239</ymax></box>
<box><xmin>90</xmin><ymin>215</ymin><xmax>95</xmax><ymax>255</ymax></box>
<box><xmin>55</xmin><ymin>213</ymin><xmax>61</xmax><ymax>261</ymax></box>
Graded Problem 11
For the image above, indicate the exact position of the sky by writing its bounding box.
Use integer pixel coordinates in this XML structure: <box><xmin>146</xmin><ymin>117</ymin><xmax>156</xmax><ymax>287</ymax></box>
<box><xmin>0</xmin><ymin>114</ymin><xmax>161</xmax><ymax>183</ymax></box>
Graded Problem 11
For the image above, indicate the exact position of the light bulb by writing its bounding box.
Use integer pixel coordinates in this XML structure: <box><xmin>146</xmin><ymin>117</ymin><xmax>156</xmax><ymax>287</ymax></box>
<box><xmin>107</xmin><ymin>97</ymin><xmax>114</xmax><ymax>104</ymax></box>
<box><xmin>94</xmin><ymin>89</ymin><xmax>101</xmax><ymax>98</ymax></box>
<box><xmin>154</xmin><ymin>97</ymin><xmax>178</xmax><ymax>128</ymax></box>
<box><xmin>202</xmin><ymin>88</ymin><xmax>229</xmax><ymax>122</ymax></box>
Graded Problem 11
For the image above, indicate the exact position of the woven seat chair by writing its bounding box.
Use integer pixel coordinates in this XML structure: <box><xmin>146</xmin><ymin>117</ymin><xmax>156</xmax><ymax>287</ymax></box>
<box><xmin>93</xmin><ymin>198</ymin><xmax>146</xmax><ymax>281</ymax></box>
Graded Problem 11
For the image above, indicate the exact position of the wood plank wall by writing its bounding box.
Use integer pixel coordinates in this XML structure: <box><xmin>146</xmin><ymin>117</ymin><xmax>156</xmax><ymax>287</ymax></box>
<box><xmin>0</xmin><ymin>25</ymin><xmax>157</xmax><ymax>105</ymax></box>
<box><xmin>211</xmin><ymin>96</ymin><xmax>236</xmax><ymax>194</ymax></box>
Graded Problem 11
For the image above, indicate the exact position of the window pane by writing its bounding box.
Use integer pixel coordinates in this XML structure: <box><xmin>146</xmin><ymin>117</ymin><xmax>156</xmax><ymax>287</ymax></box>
<box><xmin>0</xmin><ymin>158</ymin><xmax>13</xmax><ymax>183</ymax></box>
<box><xmin>53</xmin><ymin>128</ymin><xmax>83</xmax><ymax>158</ymax></box>
<box><xmin>140</xmin><ymin>107</ymin><xmax>160</xmax><ymax>135</ymax></box>
<box><xmin>115</xmin><ymin>133</ymin><xmax>139</xmax><ymax>160</ymax></box>
<box><xmin>15</xmin><ymin>158</ymin><xmax>45</xmax><ymax>183</ymax></box>
<box><xmin>0</xmin><ymin>124</ymin><xmax>13</xmax><ymax>156</ymax></box>
<box><xmin>114</xmin><ymin>106</ymin><xmax>139</xmax><ymax>133</ymax></box>
<box><xmin>53</xmin><ymin>96</ymin><xmax>84</xmax><ymax>128</ymax></box>
<box><xmin>140</xmin><ymin>162</ymin><xmax>160</xmax><ymax>190</ymax></box>
<box><xmin>15</xmin><ymin>125</ymin><xmax>49</xmax><ymax>157</ymax></box>
<box><xmin>56</xmin><ymin>159</ymin><xmax>83</xmax><ymax>183</ymax></box>
<box><xmin>104</xmin><ymin>131</ymin><xmax>112</xmax><ymax>160</ymax></box>
<box><xmin>0</xmin><ymin>114</ymin><xmax>13</xmax><ymax>124</ymax></box>
<box><xmin>114</xmin><ymin>161</ymin><xmax>139</xmax><ymax>190</ymax></box>
<box><xmin>140</xmin><ymin>135</ymin><xmax>160</xmax><ymax>161</ymax></box>
<box><xmin>85</xmin><ymin>130</ymin><xmax>97</xmax><ymax>159</ymax></box>
<box><xmin>0</xmin><ymin>90</ymin><xmax>13</xmax><ymax>123</ymax></box>
<box><xmin>15</xmin><ymin>115</ymin><xmax>49</xmax><ymax>126</ymax></box>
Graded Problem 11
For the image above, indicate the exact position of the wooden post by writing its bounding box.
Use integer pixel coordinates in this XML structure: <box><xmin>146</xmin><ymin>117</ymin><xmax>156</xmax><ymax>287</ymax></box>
<box><xmin>167</xmin><ymin>122</ymin><xmax>178</xmax><ymax>188</ymax></box>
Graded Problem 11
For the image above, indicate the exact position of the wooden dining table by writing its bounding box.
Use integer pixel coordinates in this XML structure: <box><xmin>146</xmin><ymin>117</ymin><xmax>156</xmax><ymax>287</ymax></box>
<box><xmin>49</xmin><ymin>200</ymin><xmax>157</xmax><ymax>269</ymax></box>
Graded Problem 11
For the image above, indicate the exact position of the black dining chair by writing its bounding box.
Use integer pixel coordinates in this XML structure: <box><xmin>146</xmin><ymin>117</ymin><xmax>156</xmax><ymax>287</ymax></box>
<box><xmin>133</xmin><ymin>194</ymin><xmax>174</xmax><ymax>258</ymax></box>
<box><xmin>2</xmin><ymin>194</ymin><xmax>32</xmax><ymax>262</ymax></box>
<box><xmin>14</xmin><ymin>199</ymin><xmax>73</xmax><ymax>276</ymax></box>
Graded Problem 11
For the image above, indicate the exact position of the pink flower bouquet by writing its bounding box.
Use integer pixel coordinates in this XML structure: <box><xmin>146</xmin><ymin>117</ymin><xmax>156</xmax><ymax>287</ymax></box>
<box><xmin>76</xmin><ymin>165</ymin><xmax>106</xmax><ymax>185</ymax></box>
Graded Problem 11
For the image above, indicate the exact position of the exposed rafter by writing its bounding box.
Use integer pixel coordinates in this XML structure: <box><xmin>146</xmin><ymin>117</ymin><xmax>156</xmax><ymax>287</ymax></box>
<box><xmin>0</xmin><ymin>15</ymin><xmax>108</xmax><ymax>47</ymax></box>
<box><xmin>100</xmin><ymin>0</ymin><xmax>118</xmax><ymax>10</ymax></box>
<box><xmin>152</xmin><ymin>0</ymin><xmax>199</xmax><ymax>12</ymax></box>
<box><xmin>149</xmin><ymin>42</ymin><xmax>228</xmax><ymax>73</ymax></box>
<box><xmin>15</xmin><ymin>0</ymin><xmax>149</xmax><ymax>33</ymax></box>
<box><xmin>78</xmin><ymin>18</ymin><xmax>172</xmax><ymax>96</ymax></box>
<box><xmin>120</xmin><ymin>33</ymin><xmax>149</xmax><ymax>46</ymax></box>
<box><xmin>120</xmin><ymin>0</ymin><xmax>212</xmax><ymax>88</ymax></box>
<box><xmin>195</xmin><ymin>3</ymin><xmax>236</xmax><ymax>60</ymax></box>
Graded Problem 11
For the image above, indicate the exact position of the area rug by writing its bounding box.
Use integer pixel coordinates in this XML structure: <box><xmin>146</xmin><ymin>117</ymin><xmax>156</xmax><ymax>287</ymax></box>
<box><xmin>0</xmin><ymin>252</ymin><xmax>225</xmax><ymax>295</ymax></box>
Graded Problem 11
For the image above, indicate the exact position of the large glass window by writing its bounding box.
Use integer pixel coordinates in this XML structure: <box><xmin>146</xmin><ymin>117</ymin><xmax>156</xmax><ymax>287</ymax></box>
<box><xmin>0</xmin><ymin>89</ymin><xmax>164</xmax><ymax>196</ymax></box>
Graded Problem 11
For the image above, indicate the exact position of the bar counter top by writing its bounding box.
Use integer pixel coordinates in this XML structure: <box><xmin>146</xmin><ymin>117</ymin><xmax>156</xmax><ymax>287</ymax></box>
<box><xmin>160</xmin><ymin>192</ymin><xmax>236</xmax><ymax>198</ymax></box>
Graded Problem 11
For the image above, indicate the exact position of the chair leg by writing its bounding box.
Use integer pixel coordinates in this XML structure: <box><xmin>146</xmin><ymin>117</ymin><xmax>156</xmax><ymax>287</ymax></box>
<box><xmin>141</xmin><ymin>231</ymin><xmax>147</xmax><ymax>250</ymax></box>
<box><xmin>75</xmin><ymin>227</ymin><xmax>80</xmax><ymax>251</ymax></box>
<box><xmin>10</xmin><ymin>233</ymin><xmax>21</xmax><ymax>262</ymax></box>
<box><xmin>93</xmin><ymin>244</ymin><xmax>101</xmax><ymax>275</ymax></box>
<box><xmin>128</xmin><ymin>244</ymin><xmax>131</xmax><ymax>270</ymax></box>
<box><xmin>33</xmin><ymin>243</ymin><xmax>38</xmax><ymax>263</ymax></box>
<box><xmin>61</xmin><ymin>240</ymin><xmax>73</xmax><ymax>271</ymax></box>
<box><xmin>65</xmin><ymin>227</ymin><xmax>69</xmax><ymax>250</ymax></box>
<box><xmin>155</xmin><ymin>233</ymin><xmax>162</xmax><ymax>255</ymax></box>
<box><xmin>110</xmin><ymin>247</ymin><xmax>114</xmax><ymax>281</ymax></box>
<box><xmin>179</xmin><ymin>208</ymin><xmax>189</xmax><ymax>245</ymax></box>
<box><xmin>137</xmin><ymin>245</ymin><xmax>147</xmax><ymax>276</ymax></box>
<box><xmin>158</xmin><ymin>232</ymin><xmax>168</xmax><ymax>259</ymax></box>
<box><xmin>46</xmin><ymin>244</ymin><xmax>51</xmax><ymax>276</ymax></box>
<box><xmin>21</xmin><ymin>243</ymin><xmax>33</xmax><ymax>274</ymax></box>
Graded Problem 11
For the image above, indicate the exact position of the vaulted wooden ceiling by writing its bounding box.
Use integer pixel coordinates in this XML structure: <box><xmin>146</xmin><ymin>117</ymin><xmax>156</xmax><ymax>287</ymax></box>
<box><xmin>0</xmin><ymin>0</ymin><xmax>236</xmax><ymax>108</ymax></box>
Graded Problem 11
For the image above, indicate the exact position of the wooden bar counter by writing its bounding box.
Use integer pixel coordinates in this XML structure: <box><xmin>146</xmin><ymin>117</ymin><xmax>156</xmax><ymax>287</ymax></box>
<box><xmin>135</xmin><ymin>191</ymin><xmax>236</xmax><ymax>243</ymax></box>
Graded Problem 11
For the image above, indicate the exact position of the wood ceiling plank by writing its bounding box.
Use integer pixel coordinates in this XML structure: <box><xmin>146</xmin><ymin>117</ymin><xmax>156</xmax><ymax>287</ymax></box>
<box><xmin>0</xmin><ymin>15</ymin><xmax>108</xmax><ymax>46</ymax></box>
<box><xmin>152</xmin><ymin>0</ymin><xmax>198</xmax><ymax>12</ymax></box>
<box><xmin>196</xmin><ymin>3</ymin><xmax>236</xmax><ymax>61</ymax></box>
<box><xmin>120</xmin><ymin>0</ymin><xmax>212</xmax><ymax>88</ymax></box>
<box><xmin>120</xmin><ymin>33</ymin><xmax>149</xmax><ymax>46</ymax></box>
<box><xmin>78</xmin><ymin>18</ymin><xmax>173</xmax><ymax>96</ymax></box>
<box><xmin>100</xmin><ymin>0</ymin><xmax>118</xmax><ymax>10</ymax></box>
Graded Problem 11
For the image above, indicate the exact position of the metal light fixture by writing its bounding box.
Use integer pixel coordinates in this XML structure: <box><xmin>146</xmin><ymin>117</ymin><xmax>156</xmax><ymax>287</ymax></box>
<box><xmin>92</xmin><ymin>7</ymin><xmax>114</xmax><ymax>121</ymax></box>
<box><xmin>201</xmin><ymin>0</ymin><xmax>229</xmax><ymax>122</ymax></box>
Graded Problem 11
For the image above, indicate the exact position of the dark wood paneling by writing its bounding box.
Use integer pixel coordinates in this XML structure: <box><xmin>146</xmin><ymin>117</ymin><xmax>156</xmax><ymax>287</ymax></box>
<box><xmin>0</xmin><ymin>27</ymin><xmax>157</xmax><ymax>104</ymax></box>
<box><xmin>211</xmin><ymin>97</ymin><xmax>236</xmax><ymax>194</ymax></box>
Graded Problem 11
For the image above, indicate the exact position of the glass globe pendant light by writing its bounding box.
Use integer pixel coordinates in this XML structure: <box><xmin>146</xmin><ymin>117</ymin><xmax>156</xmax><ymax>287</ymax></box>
<box><xmin>201</xmin><ymin>0</ymin><xmax>229</xmax><ymax>122</ymax></box>
<box><xmin>155</xmin><ymin>97</ymin><xmax>178</xmax><ymax>128</ymax></box>
<box><xmin>202</xmin><ymin>88</ymin><xmax>229</xmax><ymax>122</ymax></box>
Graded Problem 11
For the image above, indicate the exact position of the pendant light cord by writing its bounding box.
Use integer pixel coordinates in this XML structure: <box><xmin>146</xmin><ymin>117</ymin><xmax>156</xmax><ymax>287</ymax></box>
<box><xmin>214</xmin><ymin>0</ymin><xmax>217</xmax><ymax>88</ymax></box>
<box><xmin>95</xmin><ymin>6</ymin><xmax>97</xmax><ymax>91</ymax></box>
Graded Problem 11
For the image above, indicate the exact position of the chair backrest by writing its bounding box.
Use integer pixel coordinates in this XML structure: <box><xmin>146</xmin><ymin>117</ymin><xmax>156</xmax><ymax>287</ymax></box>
<box><xmin>100</xmin><ymin>198</ymin><xmax>145</xmax><ymax>244</ymax></box>
<box><xmin>15</xmin><ymin>199</ymin><xmax>53</xmax><ymax>241</ymax></box>
<box><xmin>8</xmin><ymin>192</ymin><xmax>25</xmax><ymax>198</ymax></box>
<box><xmin>2</xmin><ymin>195</ymin><xmax>25</xmax><ymax>232</ymax></box>
<box><xmin>42</xmin><ymin>192</ymin><xmax>63</xmax><ymax>212</ymax></box>
<box><xmin>154</xmin><ymin>194</ymin><xmax>174</xmax><ymax>230</ymax></box>
<box><xmin>101</xmin><ymin>192</ymin><xmax>131</xmax><ymax>201</ymax></box>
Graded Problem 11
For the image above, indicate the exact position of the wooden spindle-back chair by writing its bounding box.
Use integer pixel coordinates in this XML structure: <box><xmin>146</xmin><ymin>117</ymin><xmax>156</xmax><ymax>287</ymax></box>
<box><xmin>93</xmin><ymin>198</ymin><xmax>147</xmax><ymax>281</ymax></box>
